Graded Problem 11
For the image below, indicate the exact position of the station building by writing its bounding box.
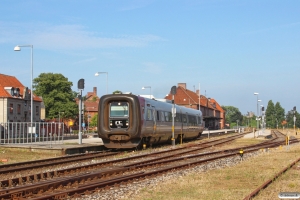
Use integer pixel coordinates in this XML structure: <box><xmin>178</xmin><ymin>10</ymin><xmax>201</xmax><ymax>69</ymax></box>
<box><xmin>165</xmin><ymin>83</ymin><xmax>225</xmax><ymax>130</ymax></box>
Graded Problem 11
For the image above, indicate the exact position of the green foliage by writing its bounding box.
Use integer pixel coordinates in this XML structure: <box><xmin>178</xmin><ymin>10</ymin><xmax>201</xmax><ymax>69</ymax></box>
<box><xmin>265</xmin><ymin>100</ymin><xmax>275</xmax><ymax>128</ymax></box>
<box><xmin>113</xmin><ymin>90</ymin><xmax>122</xmax><ymax>94</ymax></box>
<box><xmin>33</xmin><ymin>73</ymin><xmax>79</xmax><ymax>120</ymax></box>
<box><xmin>274</xmin><ymin>102</ymin><xmax>285</xmax><ymax>128</ymax></box>
<box><xmin>89</xmin><ymin>113</ymin><xmax>98</xmax><ymax>127</ymax></box>
<box><xmin>221</xmin><ymin>106</ymin><xmax>243</xmax><ymax>124</ymax></box>
<box><xmin>286</xmin><ymin>109</ymin><xmax>300</xmax><ymax>128</ymax></box>
<box><xmin>265</xmin><ymin>101</ymin><xmax>285</xmax><ymax>128</ymax></box>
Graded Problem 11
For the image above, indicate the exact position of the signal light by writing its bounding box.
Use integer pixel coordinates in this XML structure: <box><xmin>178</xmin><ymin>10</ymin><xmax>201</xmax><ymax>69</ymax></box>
<box><xmin>78</xmin><ymin>79</ymin><xmax>85</xmax><ymax>90</ymax></box>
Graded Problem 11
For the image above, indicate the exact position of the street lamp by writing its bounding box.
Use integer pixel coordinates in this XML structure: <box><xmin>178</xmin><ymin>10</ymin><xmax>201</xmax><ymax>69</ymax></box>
<box><xmin>95</xmin><ymin>72</ymin><xmax>108</xmax><ymax>94</ymax></box>
<box><xmin>14</xmin><ymin>45</ymin><xmax>33</xmax><ymax>131</ymax></box>
<box><xmin>254</xmin><ymin>93</ymin><xmax>259</xmax><ymax>135</ymax></box>
<box><xmin>142</xmin><ymin>86</ymin><xmax>152</xmax><ymax>99</ymax></box>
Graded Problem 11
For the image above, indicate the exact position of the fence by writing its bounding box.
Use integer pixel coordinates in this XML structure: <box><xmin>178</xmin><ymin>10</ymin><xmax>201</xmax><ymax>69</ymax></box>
<box><xmin>0</xmin><ymin>122</ymin><xmax>65</xmax><ymax>144</ymax></box>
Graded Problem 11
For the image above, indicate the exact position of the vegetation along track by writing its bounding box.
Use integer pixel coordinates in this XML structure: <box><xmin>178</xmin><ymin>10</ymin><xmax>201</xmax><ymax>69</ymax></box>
<box><xmin>0</xmin><ymin>131</ymin><xmax>298</xmax><ymax>199</ymax></box>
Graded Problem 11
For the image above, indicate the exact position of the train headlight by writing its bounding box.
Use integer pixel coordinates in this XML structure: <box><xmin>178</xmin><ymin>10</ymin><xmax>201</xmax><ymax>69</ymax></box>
<box><xmin>126</xmin><ymin>121</ymin><xmax>128</xmax><ymax>126</ymax></box>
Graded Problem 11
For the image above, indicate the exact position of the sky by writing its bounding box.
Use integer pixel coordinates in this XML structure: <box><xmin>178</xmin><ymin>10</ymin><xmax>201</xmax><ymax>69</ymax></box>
<box><xmin>0</xmin><ymin>0</ymin><xmax>299</xmax><ymax>115</ymax></box>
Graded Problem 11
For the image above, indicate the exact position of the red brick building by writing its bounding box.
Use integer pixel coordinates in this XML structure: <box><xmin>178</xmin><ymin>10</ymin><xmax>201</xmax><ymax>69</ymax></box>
<box><xmin>165</xmin><ymin>83</ymin><xmax>225</xmax><ymax>130</ymax></box>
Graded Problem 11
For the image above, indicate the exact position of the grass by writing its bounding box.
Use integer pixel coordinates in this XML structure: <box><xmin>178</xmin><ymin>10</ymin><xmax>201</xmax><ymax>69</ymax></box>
<box><xmin>0</xmin><ymin>147</ymin><xmax>57</xmax><ymax>164</ymax></box>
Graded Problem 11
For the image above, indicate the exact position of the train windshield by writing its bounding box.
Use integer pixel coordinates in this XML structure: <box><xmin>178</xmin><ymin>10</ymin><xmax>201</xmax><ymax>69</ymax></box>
<box><xmin>110</xmin><ymin>101</ymin><xmax>129</xmax><ymax>117</ymax></box>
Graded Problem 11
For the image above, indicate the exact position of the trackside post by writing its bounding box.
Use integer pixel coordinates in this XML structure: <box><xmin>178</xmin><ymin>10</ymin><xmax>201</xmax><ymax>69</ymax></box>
<box><xmin>171</xmin><ymin>86</ymin><xmax>177</xmax><ymax>147</ymax></box>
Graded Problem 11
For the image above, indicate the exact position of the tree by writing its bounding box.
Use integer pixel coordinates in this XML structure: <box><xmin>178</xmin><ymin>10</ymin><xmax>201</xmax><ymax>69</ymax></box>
<box><xmin>33</xmin><ymin>73</ymin><xmax>79</xmax><ymax>120</ymax></box>
<box><xmin>89</xmin><ymin>113</ymin><xmax>98</xmax><ymax>127</ymax></box>
<box><xmin>274</xmin><ymin>102</ymin><xmax>285</xmax><ymax>128</ymax></box>
<box><xmin>265</xmin><ymin>100</ymin><xmax>275</xmax><ymax>128</ymax></box>
<box><xmin>286</xmin><ymin>108</ymin><xmax>300</xmax><ymax>129</ymax></box>
<box><xmin>221</xmin><ymin>106</ymin><xmax>243</xmax><ymax>126</ymax></box>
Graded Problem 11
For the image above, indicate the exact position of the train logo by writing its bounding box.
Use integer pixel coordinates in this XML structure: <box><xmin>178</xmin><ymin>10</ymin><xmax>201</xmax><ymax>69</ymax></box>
<box><xmin>115</xmin><ymin>121</ymin><xmax>123</xmax><ymax>128</ymax></box>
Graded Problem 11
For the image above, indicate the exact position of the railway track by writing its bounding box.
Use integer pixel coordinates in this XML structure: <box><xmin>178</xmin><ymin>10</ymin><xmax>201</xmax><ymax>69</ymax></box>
<box><xmin>0</xmin><ymin>131</ymin><xmax>298</xmax><ymax>199</ymax></box>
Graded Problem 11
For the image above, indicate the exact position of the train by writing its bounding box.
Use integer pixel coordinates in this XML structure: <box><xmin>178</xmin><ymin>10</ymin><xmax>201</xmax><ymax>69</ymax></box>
<box><xmin>97</xmin><ymin>93</ymin><xmax>204</xmax><ymax>149</ymax></box>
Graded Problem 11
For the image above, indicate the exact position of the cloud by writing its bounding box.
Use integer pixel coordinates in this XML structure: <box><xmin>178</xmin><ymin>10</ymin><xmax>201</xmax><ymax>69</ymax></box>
<box><xmin>0</xmin><ymin>22</ymin><xmax>164</xmax><ymax>51</ymax></box>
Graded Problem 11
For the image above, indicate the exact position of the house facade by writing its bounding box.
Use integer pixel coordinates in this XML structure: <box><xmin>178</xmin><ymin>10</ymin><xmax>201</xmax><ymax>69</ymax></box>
<box><xmin>0</xmin><ymin>74</ymin><xmax>43</xmax><ymax>125</ymax></box>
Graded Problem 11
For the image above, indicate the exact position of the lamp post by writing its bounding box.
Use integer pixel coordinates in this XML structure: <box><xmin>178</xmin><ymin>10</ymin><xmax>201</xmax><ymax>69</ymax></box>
<box><xmin>14</xmin><ymin>45</ymin><xmax>33</xmax><ymax>131</ymax></box>
<box><xmin>254</xmin><ymin>93</ymin><xmax>259</xmax><ymax>136</ymax></box>
<box><xmin>95</xmin><ymin>72</ymin><xmax>108</xmax><ymax>94</ymax></box>
<box><xmin>260</xmin><ymin>105</ymin><xmax>263</xmax><ymax>130</ymax></box>
<box><xmin>142</xmin><ymin>86</ymin><xmax>152</xmax><ymax>99</ymax></box>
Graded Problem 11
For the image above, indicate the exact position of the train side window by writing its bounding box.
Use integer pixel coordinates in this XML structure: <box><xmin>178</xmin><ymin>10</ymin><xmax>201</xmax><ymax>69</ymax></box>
<box><xmin>156</xmin><ymin>111</ymin><xmax>160</xmax><ymax>121</ymax></box>
<box><xmin>167</xmin><ymin>112</ymin><xmax>172</xmax><ymax>122</ymax></box>
<box><xmin>182</xmin><ymin>114</ymin><xmax>187</xmax><ymax>123</ymax></box>
<box><xmin>198</xmin><ymin>116</ymin><xmax>202</xmax><ymax>125</ymax></box>
<box><xmin>164</xmin><ymin>111</ymin><xmax>169</xmax><ymax>122</ymax></box>
<box><xmin>147</xmin><ymin>109</ymin><xmax>153</xmax><ymax>120</ymax></box>
<box><xmin>160</xmin><ymin>111</ymin><xmax>165</xmax><ymax>122</ymax></box>
<box><xmin>188</xmin><ymin>115</ymin><xmax>196</xmax><ymax>126</ymax></box>
<box><xmin>175</xmin><ymin>113</ymin><xmax>181</xmax><ymax>122</ymax></box>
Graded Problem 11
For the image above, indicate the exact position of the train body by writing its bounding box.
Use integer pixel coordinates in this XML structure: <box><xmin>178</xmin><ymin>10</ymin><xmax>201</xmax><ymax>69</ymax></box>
<box><xmin>97</xmin><ymin>94</ymin><xmax>204</xmax><ymax>149</ymax></box>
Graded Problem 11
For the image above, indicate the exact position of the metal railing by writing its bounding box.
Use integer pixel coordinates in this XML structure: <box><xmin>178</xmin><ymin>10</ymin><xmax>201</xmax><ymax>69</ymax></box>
<box><xmin>0</xmin><ymin>122</ymin><xmax>65</xmax><ymax>144</ymax></box>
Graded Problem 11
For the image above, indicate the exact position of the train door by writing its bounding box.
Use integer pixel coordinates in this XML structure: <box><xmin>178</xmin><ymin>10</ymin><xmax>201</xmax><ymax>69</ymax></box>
<box><xmin>182</xmin><ymin>112</ymin><xmax>188</xmax><ymax>137</ymax></box>
<box><xmin>152</xmin><ymin>106</ymin><xmax>157</xmax><ymax>135</ymax></box>
<box><xmin>145</xmin><ymin>106</ymin><xmax>156</xmax><ymax>135</ymax></box>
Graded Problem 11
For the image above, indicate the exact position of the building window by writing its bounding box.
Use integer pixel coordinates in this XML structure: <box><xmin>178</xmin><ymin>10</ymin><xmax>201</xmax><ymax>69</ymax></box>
<box><xmin>9</xmin><ymin>104</ymin><xmax>13</xmax><ymax>113</ymax></box>
<box><xmin>17</xmin><ymin>104</ymin><xmax>21</xmax><ymax>114</ymax></box>
<box><xmin>36</xmin><ymin>106</ymin><xmax>39</xmax><ymax>115</ymax></box>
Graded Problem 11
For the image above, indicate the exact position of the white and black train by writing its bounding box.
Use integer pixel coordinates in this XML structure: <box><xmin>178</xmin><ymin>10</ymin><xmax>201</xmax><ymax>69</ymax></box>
<box><xmin>97</xmin><ymin>94</ymin><xmax>204</xmax><ymax>149</ymax></box>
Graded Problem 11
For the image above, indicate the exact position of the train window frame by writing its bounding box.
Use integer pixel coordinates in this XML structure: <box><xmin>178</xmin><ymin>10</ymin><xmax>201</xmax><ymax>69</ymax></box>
<box><xmin>156</xmin><ymin>110</ymin><xmax>160</xmax><ymax>121</ymax></box>
<box><xmin>197</xmin><ymin>116</ymin><xmax>202</xmax><ymax>125</ymax></box>
<box><xmin>188</xmin><ymin>115</ymin><xmax>196</xmax><ymax>126</ymax></box>
<box><xmin>160</xmin><ymin>111</ymin><xmax>165</xmax><ymax>122</ymax></box>
<box><xmin>182</xmin><ymin>114</ymin><xmax>187</xmax><ymax>123</ymax></box>
<box><xmin>175</xmin><ymin>113</ymin><xmax>181</xmax><ymax>122</ymax></box>
<box><xmin>147</xmin><ymin>109</ymin><xmax>153</xmax><ymax>121</ymax></box>
<box><xmin>109</xmin><ymin>101</ymin><xmax>129</xmax><ymax>118</ymax></box>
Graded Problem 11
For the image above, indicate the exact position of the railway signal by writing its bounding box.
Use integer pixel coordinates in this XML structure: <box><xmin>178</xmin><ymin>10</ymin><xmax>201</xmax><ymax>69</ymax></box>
<box><xmin>78</xmin><ymin>78</ymin><xmax>85</xmax><ymax>145</ymax></box>
<box><xmin>171</xmin><ymin>86</ymin><xmax>176</xmax><ymax>146</ymax></box>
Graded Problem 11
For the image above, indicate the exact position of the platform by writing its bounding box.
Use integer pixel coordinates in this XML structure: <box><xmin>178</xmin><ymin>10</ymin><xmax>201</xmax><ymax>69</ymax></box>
<box><xmin>243</xmin><ymin>129</ymin><xmax>272</xmax><ymax>138</ymax></box>
<box><xmin>0</xmin><ymin>136</ymin><xmax>105</xmax><ymax>155</ymax></box>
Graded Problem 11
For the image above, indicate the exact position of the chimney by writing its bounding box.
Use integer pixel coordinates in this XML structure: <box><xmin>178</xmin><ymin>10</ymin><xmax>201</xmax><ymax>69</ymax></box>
<box><xmin>178</xmin><ymin>83</ymin><xmax>186</xmax><ymax>89</ymax></box>
<box><xmin>196</xmin><ymin>89</ymin><xmax>199</xmax><ymax>95</ymax></box>
<box><xmin>93</xmin><ymin>87</ymin><xmax>97</xmax><ymax>95</ymax></box>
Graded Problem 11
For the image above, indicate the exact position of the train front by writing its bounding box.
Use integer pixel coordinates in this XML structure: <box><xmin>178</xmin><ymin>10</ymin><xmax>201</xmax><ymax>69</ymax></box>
<box><xmin>97</xmin><ymin>94</ymin><xmax>142</xmax><ymax>149</ymax></box>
